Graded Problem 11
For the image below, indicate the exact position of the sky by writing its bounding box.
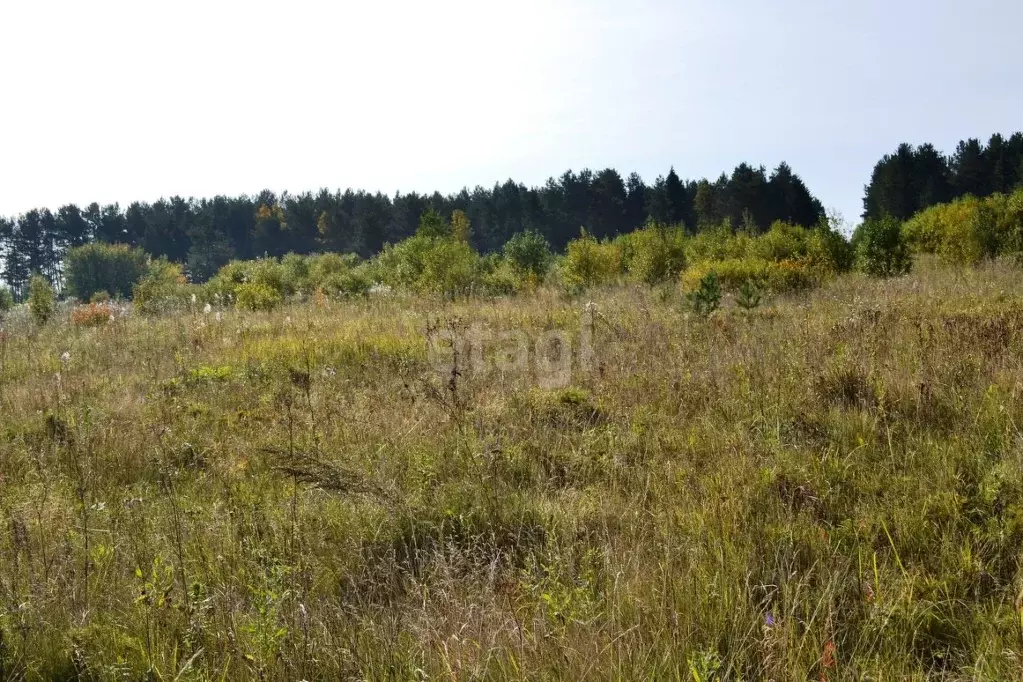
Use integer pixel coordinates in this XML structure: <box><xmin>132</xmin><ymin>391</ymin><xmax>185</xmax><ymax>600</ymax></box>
<box><xmin>1</xmin><ymin>0</ymin><xmax>1021</xmax><ymax>228</ymax></box>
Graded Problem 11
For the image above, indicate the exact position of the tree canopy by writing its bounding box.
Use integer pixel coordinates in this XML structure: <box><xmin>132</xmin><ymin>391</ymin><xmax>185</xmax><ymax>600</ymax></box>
<box><xmin>863</xmin><ymin>132</ymin><xmax>1023</xmax><ymax>221</ymax></box>
<box><xmin>0</xmin><ymin>162</ymin><xmax>826</xmax><ymax>298</ymax></box>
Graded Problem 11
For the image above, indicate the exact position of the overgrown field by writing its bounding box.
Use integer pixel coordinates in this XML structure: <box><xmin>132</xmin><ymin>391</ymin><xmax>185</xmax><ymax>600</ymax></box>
<box><xmin>2</xmin><ymin>260</ymin><xmax>1023</xmax><ymax>680</ymax></box>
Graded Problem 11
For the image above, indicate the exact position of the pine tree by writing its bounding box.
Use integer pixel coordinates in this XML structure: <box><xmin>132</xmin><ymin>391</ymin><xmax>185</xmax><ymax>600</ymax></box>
<box><xmin>951</xmin><ymin>138</ymin><xmax>990</xmax><ymax>198</ymax></box>
<box><xmin>768</xmin><ymin>162</ymin><xmax>825</xmax><ymax>227</ymax></box>
<box><xmin>664</xmin><ymin>167</ymin><xmax>692</xmax><ymax>228</ymax></box>
<box><xmin>624</xmin><ymin>172</ymin><xmax>647</xmax><ymax>230</ymax></box>
<box><xmin>862</xmin><ymin>144</ymin><xmax>919</xmax><ymax>220</ymax></box>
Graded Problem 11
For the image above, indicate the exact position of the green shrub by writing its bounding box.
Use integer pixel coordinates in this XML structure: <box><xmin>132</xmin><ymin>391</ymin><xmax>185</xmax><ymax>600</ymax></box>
<box><xmin>682</xmin><ymin>258</ymin><xmax>817</xmax><ymax>294</ymax></box>
<box><xmin>748</xmin><ymin>221</ymin><xmax>853</xmax><ymax>275</ymax></box>
<box><xmin>321</xmin><ymin>268</ymin><xmax>373</xmax><ymax>299</ymax></box>
<box><xmin>376</xmin><ymin>234</ymin><xmax>482</xmax><ymax>297</ymax></box>
<box><xmin>1005</xmin><ymin>188</ymin><xmax>1023</xmax><ymax>255</ymax></box>
<box><xmin>479</xmin><ymin>260</ymin><xmax>521</xmax><ymax>297</ymax></box>
<box><xmin>281</xmin><ymin>252</ymin><xmax>312</xmax><ymax>294</ymax></box>
<box><xmin>420</xmin><ymin>238</ymin><xmax>481</xmax><ymax>297</ymax></box>
<box><xmin>64</xmin><ymin>242</ymin><xmax>150</xmax><ymax>301</ymax></box>
<box><xmin>736</xmin><ymin>279</ymin><xmax>762</xmax><ymax>310</ymax></box>
<box><xmin>561</xmin><ymin>232</ymin><xmax>623</xmax><ymax>290</ymax></box>
<box><xmin>376</xmin><ymin>235</ymin><xmax>433</xmax><ymax>290</ymax></box>
<box><xmin>687</xmin><ymin>272</ymin><xmax>721</xmax><ymax>316</ymax></box>
<box><xmin>0</xmin><ymin>286</ymin><xmax>13</xmax><ymax>314</ymax></box>
<box><xmin>504</xmin><ymin>230</ymin><xmax>554</xmax><ymax>280</ymax></box>
<box><xmin>621</xmin><ymin>223</ymin><xmax>687</xmax><ymax>285</ymax></box>
<box><xmin>854</xmin><ymin>216</ymin><xmax>912</xmax><ymax>277</ymax></box>
<box><xmin>308</xmin><ymin>252</ymin><xmax>360</xmax><ymax>285</ymax></box>
<box><xmin>685</xmin><ymin>223</ymin><xmax>752</xmax><ymax>263</ymax></box>
<box><xmin>133</xmin><ymin>259</ymin><xmax>193</xmax><ymax>315</ymax></box>
<box><xmin>235</xmin><ymin>282</ymin><xmax>284</xmax><ymax>311</ymax></box>
<box><xmin>206</xmin><ymin>257</ymin><xmax>292</xmax><ymax>302</ymax></box>
<box><xmin>750</xmin><ymin>221</ymin><xmax>811</xmax><ymax>262</ymax></box>
<box><xmin>807</xmin><ymin>222</ymin><xmax>855</xmax><ymax>274</ymax></box>
<box><xmin>902</xmin><ymin>195</ymin><xmax>998</xmax><ymax>264</ymax></box>
<box><xmin>901</xmin><ymin>190</ymin><xmax>1023</xmax><ymax>264</ymax></box>
<box><xmin>28</xmin><ymin>274</ymin><xmax>55</xmax><ymax>325</ymax></box>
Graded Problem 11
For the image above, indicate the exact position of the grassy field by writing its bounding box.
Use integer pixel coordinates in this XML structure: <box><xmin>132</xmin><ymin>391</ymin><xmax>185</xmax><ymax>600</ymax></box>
<box><xmin>1</xmin><ymin>259</ymin><xmax>1023</xmax><ymax>680</ymax></box>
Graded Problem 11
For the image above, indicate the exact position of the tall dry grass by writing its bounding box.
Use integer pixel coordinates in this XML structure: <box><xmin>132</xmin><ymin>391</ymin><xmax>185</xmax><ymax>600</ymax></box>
<box><xmin>0</xmin><ymin>258</ymin><xmax>1022</xmax><ymax>679</ymax></box>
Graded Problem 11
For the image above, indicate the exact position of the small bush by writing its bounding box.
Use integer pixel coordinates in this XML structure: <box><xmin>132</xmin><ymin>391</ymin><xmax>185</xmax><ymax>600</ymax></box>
<box><xmin>685</xmin><ymin>223</ymin><xmax>752</xmax><ymax>262</ymax></box>
<box><xmin>807</xmin><ymin>222</ymin><xmax>856</xmax><ymax>274</ymax></box>
<box><xmin>281</xmin><ymin>252</ymin><xmax>312</xmax><ymax>294</ymax></box>
<box><xmin>28</xmin><ymin>274</ymin><xmax>55</xmax><ymax>325</ymax></box>
<box><xmin>376</xmin><ymin>234</ymin><xmax>482</xmax><ymax>297</ymax></box>
<box><xmin>736</xmin><ymin>280</ymin><xmax>762</xmax><ymax>310</ymax></box>
<box><xmin>561</xmin><ymin>233</ymin><xmax>623</xmax><ymax>290</ymax></box>
<box><xmin>420</xmin><ymin>238</ymin><xmax>481</xmax><ymax>297</ymax></box>
<box><xmin>71</xmin><ymin>303</ymin><xmax>114</xmax><ymax>328</ymax></box>
<box><xmin>478</xmin><ymin>260</ymin><xmax>521</xmax><ymax>297</ymax></box>
<box><xmin>621</xmin><ymin>223</ymin><xmax>687</xmax><ymax>285</ymax></box>
<box><xmin>0</xmin><ymin>286</ymin><xmax>13</xmax><ymax>314</ymax></box>
<box><xmin>235</xmin><ymin>282</ymin><xmax>284</xmax><ymax>312</ymax></box>
<box><xmin>133</xmin><ymin>259</ymin><xmax>193</xmax><ymax>315</ymax></box>
<box><xmin>687</xmin><ymin>272</ymin><xmax>721</xmax><ymax>316</ymax></box>
<box><xmin>205</xmin><ymin>257</ymin><xmax>295</xmax><ymax>303</ymax></box>
<box><xmin>750</xmin><ymin>221</ymin><xmax>811</xmax><ymax>262</ymax></box>
<box><xmin>308</xmin><ymin>252</ymin><xmax>360</xmax><ymax>286</ymax></box>
<box><xmin>854</xmin><ymin>216</ymin><xmax>912</xmax><ymax>277</ymax></box>
<box><xmin>89</xmin><ymin>290</ymin><xmax>111</xmax><ymax>304</ymax></box>
<box><xmin>321</xmin><ymin>269</ymin><xmax>373</xmax><ymax>299</ymax></box>
<box><xmin>682</xmin><ymin>258</ymin><xmax>816</xmax><ymax>294</ymax></box>
<box><xmin>903</xmin><ymin>192</ymin><xmax>1020</xmax><ymax>264</ymax></box>
<box><xmin>504</xmin><ymin>230</ymin><xmax>554</xmax><ymax>280</ymax></box>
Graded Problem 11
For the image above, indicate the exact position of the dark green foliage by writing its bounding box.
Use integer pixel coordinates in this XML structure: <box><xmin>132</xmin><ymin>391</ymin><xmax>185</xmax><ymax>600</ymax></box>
<box><xmin>64</xmin><ymin>242</ymin><xmax>150</xmax><ymax>301</ymax></box>
<box><xmin>416</xmin><ymin>208</ymin><xmax>452</xmax><ymax>238</ymax></box>
<box><xmin>504</xmin><ymin>230</ymin><xmax>553</xmax><ymax>279</ymax></box>
<box><xmin>864</xmin><ymin>132</ymin><xmax>1023</xmax><ymax>221</ymax></box>
<box><xmin>853</xmin><ymin>216</ymin><xmax>913</xmax><ymax>277</ymax></box>
<box><xmin>27</xmin><ymin>274</ymin><xmax>55</xmax><ymax>325</ymax></box>
<box><xmin>0</xmin><ymin>286</ymin><xmax>13</xmax><ymax>313</ymax></box>
<box><xmin>321</xmin><ymin>269</ymin><xmax>373</xmax><ymax>298</ymax></box>
<box><xmin>688</xmin><ymin>272</ymin><xmax>721</xmax><ymax>316</ymax></box>
<box><xmin>736</xmin><ymin>279</ymin><xmax>762</xmax><ymax>310</ymax></box>
<box><xmin>0</xmin><ymin>161</ymin><xmax>828</xmax><ymax>285</ymax></box>
<box><xmin>768</xmin><ymin>162</ymin><xmax>826</xmax><ymax>229</ymax></box>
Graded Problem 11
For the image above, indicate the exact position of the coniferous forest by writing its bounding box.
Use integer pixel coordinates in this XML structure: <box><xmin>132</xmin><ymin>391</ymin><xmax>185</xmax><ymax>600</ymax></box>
<box><xmin>2</xmin><ymin>163</ymin><xmax>824</xmax><ymax>298</ymax></box>
<box><xmin>863</xmin><ymin>132</ymin><xmax>1023</xmax><ymax>221</ymax></box>
<box><xmin>1</xmin><ymin>132</ymin><xmax>1021</xmax><ymax>301</ymax></box>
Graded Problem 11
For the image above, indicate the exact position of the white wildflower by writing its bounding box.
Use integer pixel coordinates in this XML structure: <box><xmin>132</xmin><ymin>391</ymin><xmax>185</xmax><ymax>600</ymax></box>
<box><xmin>191</xmin><ymin>293</ymin><xmax>197</xmax><ymax>305</ymax></box>
<box><xmin>60</xmin><ymin>351</ymin><xmax>71</xmax><ymax>364</ymax></box>
<box><xmin>203</xmin><ymin>303</ymin><xmax>212</xmax><ymax>315</ymax></box>
<box><xmin>215</xmin><ymin>311</ymin><xmax>222</xmax><ymax>323</ymax></box>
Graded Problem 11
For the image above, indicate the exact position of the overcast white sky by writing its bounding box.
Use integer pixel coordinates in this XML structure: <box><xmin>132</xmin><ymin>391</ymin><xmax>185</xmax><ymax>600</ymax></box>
<box><xmin>1</xmin><ymin>0</ymin><xmax>1020</xmax><ymax>225</ymax></box>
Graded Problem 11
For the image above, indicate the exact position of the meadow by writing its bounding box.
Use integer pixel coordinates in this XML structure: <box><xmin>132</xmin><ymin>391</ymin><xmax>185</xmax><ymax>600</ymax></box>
<box><xmin>0</xmin><ymin>254</ymin><xmax>1022</xmax><ymax>680</ymax></box>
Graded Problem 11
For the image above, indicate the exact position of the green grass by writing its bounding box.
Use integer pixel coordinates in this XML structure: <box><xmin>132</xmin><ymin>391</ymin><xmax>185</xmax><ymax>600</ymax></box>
<box><xmin>1</xmin><ymin>258</ymin><xmax>1023</xmax><ymax>680</ymax></box>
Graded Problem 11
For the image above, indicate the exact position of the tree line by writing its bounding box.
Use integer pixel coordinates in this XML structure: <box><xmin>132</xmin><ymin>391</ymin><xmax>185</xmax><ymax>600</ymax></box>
<box><xmin>0</xmin><ymin>162</ymin><xmax>824</xmax><ymax>299</ymax></box>
<box><xmin>863</xmin><ymin>132</ymin><xmax>1023</xmax><ymax>221</ymax></box>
